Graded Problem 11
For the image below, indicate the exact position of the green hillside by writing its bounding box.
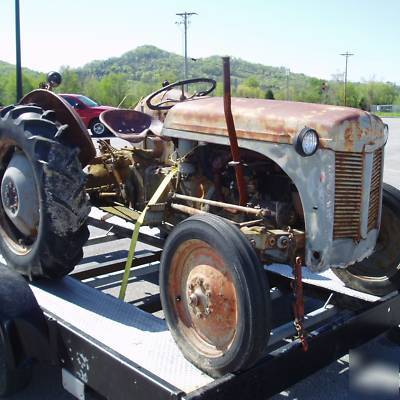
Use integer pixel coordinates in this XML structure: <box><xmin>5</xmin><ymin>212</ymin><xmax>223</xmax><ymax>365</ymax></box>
<box><xmin>74</xmin><ymin>45</ymin><xmax>330</xmax><ymax>104</ymax></box>
<box><xmin>0</xmin><ymin>61</ymin><xmax>45</xmax><ymax>105</ymax></box>
<box><xmin>1</xmin><ymin>45</ymin><xmax>399</xmax><ymax>109</ymax></box>
<box><xmin>77</xmin><ymin>45</ymin><xmax>304</xmax><ymax>91</ymax></box>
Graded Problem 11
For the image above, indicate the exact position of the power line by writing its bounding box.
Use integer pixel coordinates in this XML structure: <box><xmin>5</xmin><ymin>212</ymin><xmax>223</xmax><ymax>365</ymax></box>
<box><xmin>176</xmin><ymin>12</ymin><xmax>197</xmax><ymax>80</ymax></box>
<box><xmin>340</xmin><ymin>51</ymin><xmax>354</xmax><ymax>106</ymax></box>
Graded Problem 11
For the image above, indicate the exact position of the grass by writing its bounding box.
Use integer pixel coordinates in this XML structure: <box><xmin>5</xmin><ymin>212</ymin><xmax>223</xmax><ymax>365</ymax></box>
<box><xmin>374</xmin><ymin>112</ymin><xmax>400</xmax><ymax>117</ymax></box>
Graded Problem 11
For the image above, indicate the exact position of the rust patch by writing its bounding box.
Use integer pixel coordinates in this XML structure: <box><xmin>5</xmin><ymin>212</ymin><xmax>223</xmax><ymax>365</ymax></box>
<box><xmin>163</xmin><ymin>97</ymin><xmax>385</xmax><ymax>152</ymax></box>
<box><xmin>168</xmin><ymin>239</ymin><xmax>237</xmax><ymax>354</ymax></box>
<box><xmin>356</xmin><ymin>127</ymin><xmax>363</xmax><ymax>140</ymax></box>
<box><xmin>333</xmin><ymin>152</ymin><xmax>363</xmax><ymax>239</ymax></box>
<box><xmin>19</xmin><ymin>90</ymin><xmax>95</xmax><ymax>167</ymax></box>
<box><xmin>367</xmin><ymin>148</ymin><xmax>383</xmax><ymax>231</ymax></box>
<box><xmin>344</xmin><ymin>127</ymin><xmax>354</xmax><ymax>152</ymax></box>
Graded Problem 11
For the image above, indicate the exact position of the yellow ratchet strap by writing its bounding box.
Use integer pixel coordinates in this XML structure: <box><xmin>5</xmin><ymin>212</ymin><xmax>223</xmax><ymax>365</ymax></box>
<box><xmin>119</xmin><ymin>167</ymin><xmax>178</xmax><ymax>300</ymax></box>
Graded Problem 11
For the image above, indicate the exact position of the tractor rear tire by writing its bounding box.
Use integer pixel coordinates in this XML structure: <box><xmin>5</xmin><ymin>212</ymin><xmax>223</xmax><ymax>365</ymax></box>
<box><xmin>332</xmin><ymin>183</ymin><xmax>400</xmax><ymax>296</ymax></box>
<box><xmin>0</xmin><ymin>105</ymin><xmax>90</xmax><ymax>279</ymax></box>
<box><xmin>0</xmin><ymin>337</ymin><xmax>32</xmax><ymax>398</ymax></box>
<box><xmin>159</xmin><ymin>214</ymin><xmax>271</xmax><ymax>377</ymax></box>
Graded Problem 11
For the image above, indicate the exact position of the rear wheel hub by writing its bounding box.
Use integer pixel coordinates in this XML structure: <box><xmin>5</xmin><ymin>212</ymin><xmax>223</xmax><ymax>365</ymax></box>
<box><xmin>3</xmin><ymin>180</ymin><xmax>19</xmax><ymax>214</ymax></box>
<box><xmin>1</xmin><ymin>152</ymin><xmax>39</xmax><ymax>237</ymax></box>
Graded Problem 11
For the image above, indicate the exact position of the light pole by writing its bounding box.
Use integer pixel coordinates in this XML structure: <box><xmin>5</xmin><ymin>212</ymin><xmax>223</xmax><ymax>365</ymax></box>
<box><xmin>340</xmin><ymin>51</ymin><xmax>354</xmax><ymax>106</ymax></box>
<box><xmin>176</xmin><ymin>12</ymin><xmax>197</xmax><ymax>80</ymax></box>
<box><xmin>15</xmin><ymin>0</ymin><xmax>23</xmax><ymax>102</ymax></box>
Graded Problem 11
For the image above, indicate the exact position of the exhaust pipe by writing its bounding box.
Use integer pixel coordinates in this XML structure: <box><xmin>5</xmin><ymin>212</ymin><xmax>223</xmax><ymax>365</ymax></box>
<box><xmin>222</xmin><ymin>57</ymin><xmax>248</xmax><ymax>206</ymax></box>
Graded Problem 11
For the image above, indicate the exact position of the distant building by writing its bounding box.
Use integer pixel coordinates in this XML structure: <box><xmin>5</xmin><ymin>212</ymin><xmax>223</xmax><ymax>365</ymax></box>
<box><xmin>371</xmin><ymin>104</ymin><xmax>400</xmax><ymax>113</ymax></box>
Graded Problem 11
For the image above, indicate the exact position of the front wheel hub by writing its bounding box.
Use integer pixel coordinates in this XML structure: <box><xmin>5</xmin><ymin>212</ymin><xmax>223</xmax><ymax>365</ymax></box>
<box><xmin>187</xmin><ymin>277</ymin><xmax>212</xmax><ymax>318</ymax></box>
<box><xmin>1</xmin><ymin>152</ymin><xmax>39</xmax><ymax>237</ymax></box>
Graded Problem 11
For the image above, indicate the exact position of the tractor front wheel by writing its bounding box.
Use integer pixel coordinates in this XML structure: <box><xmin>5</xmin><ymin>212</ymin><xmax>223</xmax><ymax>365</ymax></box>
<box><xmin>159</xmin><ymin>214</ymin><xmax>271</xmax><ymax>377</ymax></box>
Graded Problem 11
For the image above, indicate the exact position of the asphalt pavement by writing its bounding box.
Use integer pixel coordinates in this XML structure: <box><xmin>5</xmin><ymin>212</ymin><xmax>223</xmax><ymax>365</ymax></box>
<box><xmin>6</xmin><ymin>118</ymin><xmax>400</xmax><ymax>400</ymax></box>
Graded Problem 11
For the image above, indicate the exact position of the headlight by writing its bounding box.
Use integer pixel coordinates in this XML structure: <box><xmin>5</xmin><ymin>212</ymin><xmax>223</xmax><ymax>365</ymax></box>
<box><xmin>384</xmin><ymin>123</ymin><xmax>389</xmax><ymax>140</ymax></box>
<box><xmin>295</xmin><ymin>127</ymin><xmax>319</xmax><ymax>156</ymax></box>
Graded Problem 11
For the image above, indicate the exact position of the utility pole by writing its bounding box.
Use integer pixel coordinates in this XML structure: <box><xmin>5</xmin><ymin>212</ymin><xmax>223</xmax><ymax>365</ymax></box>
<box><xmin>340</xmin><ymin>51</ymin><xmax>354</xmax><ymax>106</ymax></box>
<box><xmin>285</xmin><ymin>68</ymin><xmax>290</xmax><ymax>100</ymax></box>
<box><xmin>15</xmin><ymin>0</ymin><xmax>23</xmax><ymax>102</ymax></box>
<box><xmin>176</xmin><ymin>12</ymin><xmax>197</xmax><ymax>80</ymax></box>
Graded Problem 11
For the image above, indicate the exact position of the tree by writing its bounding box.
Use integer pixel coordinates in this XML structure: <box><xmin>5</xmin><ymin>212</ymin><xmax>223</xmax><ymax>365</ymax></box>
<box><xmin>265</xmin><ymin>89</ymin><xmax>275</xmax><ymax>99</ymax></box>
<box><xmin>243</xmin><ymin>76</ymin><xmax>259</xmax><ymax>88</ymax></box>
<box><xmin>237</xmin><ymin>84</ymin><xmax>263</xmax><ymax>98</ymax></box>
<box><xmin>2</xmin><ymin>46</ymin><xmax>399</xmax><ymax>110</ymax></box>
<box><xmin>344</xmin><ymin>83</ymin><xmax>361</xmax><ymax>108</ymax></box>
<box><xmin>58</xmin><ymin>66</ymin><xmax>81</xmax><ymax>93</ymax></box>
<box><xmin>359</xmin><ymin>97</ymin><xmax>369</xmax><ymax>111</ymax></box>
<box><xmin>96</xmin><ymin>73</ymin><xmax>129</xmax><ymax>106</ymax></box>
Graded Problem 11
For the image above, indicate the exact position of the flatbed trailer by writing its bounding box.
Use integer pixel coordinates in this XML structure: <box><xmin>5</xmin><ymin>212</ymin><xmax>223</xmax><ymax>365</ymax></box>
<box><xmin>1</xmin><ymin>210</ymin><xmax>400</xmax><ymax>400</ymax></box>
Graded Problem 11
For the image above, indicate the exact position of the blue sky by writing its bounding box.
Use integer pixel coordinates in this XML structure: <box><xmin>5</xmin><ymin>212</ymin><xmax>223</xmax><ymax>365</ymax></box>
<box><xmin>1</xmin><ymin>0</ymin><xmax>399</xmax><ymax>83</ymax></box>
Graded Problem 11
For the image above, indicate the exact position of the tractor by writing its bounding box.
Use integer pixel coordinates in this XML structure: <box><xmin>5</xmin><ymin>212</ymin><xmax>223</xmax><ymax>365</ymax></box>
<box><xmin>0</xmin><ymin>59</ymin><xmax>399</xmax><ymax>378</ymax></box>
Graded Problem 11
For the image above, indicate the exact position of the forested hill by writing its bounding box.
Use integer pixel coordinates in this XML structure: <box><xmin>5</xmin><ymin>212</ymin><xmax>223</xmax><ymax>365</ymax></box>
<box><xmin>1</xmin><ymin>45</ymin><xmax>399</xmax><ymax>109</ymax></box>
<box><xmin>0</xmin><ymin>61</ymin><xmax>45</xmax><ymax>105</ymax></box>
<box><xmin>76</xmin><ymin>45</ymin><xmax>308</xmax><ymax>93</ymax></box>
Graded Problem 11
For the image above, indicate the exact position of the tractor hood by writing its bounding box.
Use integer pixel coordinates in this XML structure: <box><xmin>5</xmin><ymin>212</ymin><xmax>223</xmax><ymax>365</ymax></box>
<box><xmin>163</xmin><ymin>97</ymin><xmax>387</xmax><ymax>152</ymax></box>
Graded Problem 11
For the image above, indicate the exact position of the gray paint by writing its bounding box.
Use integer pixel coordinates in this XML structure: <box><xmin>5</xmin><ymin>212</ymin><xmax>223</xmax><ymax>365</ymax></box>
<box><xmin>162</xmin><ymin>127</ymin><xmax>380</xmax><ymax>273</ymax></box>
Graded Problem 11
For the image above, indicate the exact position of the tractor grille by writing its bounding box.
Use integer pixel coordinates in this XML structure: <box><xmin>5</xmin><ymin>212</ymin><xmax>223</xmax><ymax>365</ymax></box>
<box><xmin>367</xmin><ymin>148</ymin><xmax>383</xmax><ymax>231</ymax></box>
<box><xmin>333</xmin><ymin>149</ymin><xmax>383</xmax><ymax>240</ymax></box>
<box><xmin>333</xmin><ymin>152</ymin><xmax>364</xmax><ymax>239</ymax></box>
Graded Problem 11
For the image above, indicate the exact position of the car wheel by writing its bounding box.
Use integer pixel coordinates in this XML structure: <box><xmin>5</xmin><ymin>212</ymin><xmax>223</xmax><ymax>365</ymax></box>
<box><xmin>89</xmin><ymin>119</ymin><xmax>107</xmax><ymax>136</ymax></box>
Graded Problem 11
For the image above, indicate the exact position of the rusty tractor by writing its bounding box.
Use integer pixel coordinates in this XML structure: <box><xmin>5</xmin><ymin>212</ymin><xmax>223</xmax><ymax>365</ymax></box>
<box><xmin>0</xmin><ymin>58</ymin><xmax>399</xmax><ymax>377</ymax></box>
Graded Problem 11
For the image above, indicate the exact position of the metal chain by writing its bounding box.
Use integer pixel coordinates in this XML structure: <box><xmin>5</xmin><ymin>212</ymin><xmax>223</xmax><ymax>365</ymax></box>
<box><xmin>288</xmin><ymin>233</ymin><xmax>309</xmax><ymax>352</ymax></box>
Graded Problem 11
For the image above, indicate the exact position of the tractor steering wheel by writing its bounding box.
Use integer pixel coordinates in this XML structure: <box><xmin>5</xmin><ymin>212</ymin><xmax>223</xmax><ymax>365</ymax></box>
<box><xmin>145</xmin><ymin>78</ymin><xmax>217</xmax><ymax>111</ymax></box>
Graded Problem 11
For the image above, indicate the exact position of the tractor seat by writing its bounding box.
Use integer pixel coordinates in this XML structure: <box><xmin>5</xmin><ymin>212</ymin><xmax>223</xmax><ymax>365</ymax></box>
<box><xmin>100</xmin><ymin>109</ymin><xmax>162</xmax><ymax>143</ymax></box>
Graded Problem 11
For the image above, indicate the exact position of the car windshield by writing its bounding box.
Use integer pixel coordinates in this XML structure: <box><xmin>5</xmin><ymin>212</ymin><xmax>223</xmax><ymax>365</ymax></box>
<box><xmin>77</xmin><ymin>95</ymin><xmax>99</xmax><ymax>107</ymax></box>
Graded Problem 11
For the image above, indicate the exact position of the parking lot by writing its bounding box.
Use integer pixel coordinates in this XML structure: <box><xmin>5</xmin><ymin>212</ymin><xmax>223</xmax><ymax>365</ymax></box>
<box><xmin>6</xmin><ymin>118</ymin><xmax>400</xmax><ymax>400</ymax></box>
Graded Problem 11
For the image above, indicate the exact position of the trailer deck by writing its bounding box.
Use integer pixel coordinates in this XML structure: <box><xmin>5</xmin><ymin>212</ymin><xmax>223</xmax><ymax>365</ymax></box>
<box><xmin>30</xmin><ymin>276</ymin><xmax>213</xmax><ymax>394</ymax></box>
<box><xmin>16</xmin><ymin>209</ymin><xmax>400</xmax><ymax>399</ymax></box>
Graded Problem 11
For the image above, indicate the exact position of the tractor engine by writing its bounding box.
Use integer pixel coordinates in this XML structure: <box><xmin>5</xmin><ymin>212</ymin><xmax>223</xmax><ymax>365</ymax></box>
<box><xmin>85</xmin><ymin>140</ymin><xmax>168</xmax><ymax>211</ymax></box>
<box><xmin>85</xmin><ymin>139</ymin><xmax>305</xmax><ymax>264</ymax></box>
<box><xmin>177</xmin><ymin>144</ymin><xmax>303</xmax><ymax>229</ymax></box>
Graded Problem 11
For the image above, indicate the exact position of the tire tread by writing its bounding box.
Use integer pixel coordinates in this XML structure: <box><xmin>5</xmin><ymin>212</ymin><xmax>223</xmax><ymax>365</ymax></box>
<box><xmin>0</xmin><ymin>105</ymin><xmax>89</xmax><ymax>279</ymax></box>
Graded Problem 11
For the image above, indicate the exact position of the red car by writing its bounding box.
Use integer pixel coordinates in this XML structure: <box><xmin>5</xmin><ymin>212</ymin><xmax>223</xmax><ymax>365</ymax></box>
<box><xmin>60</xmin><ymin>94</ymin><xmax>115</xmax><ymax>136</ymax></box>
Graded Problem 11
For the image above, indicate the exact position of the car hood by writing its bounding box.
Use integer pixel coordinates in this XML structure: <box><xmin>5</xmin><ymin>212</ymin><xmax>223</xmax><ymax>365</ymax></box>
<box><xmin>163</xmin><ymin>97</ymin><xmax>387</xmax><ymax>153</ymax></box>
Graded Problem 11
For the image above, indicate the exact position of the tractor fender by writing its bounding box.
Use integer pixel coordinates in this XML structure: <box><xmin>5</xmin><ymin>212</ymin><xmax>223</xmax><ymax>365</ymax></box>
<box><xmin>19</xmin><ymin>89</ymin><xmax>96</xmax><ymax>167</ymax></box>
